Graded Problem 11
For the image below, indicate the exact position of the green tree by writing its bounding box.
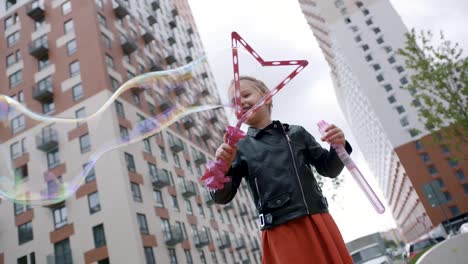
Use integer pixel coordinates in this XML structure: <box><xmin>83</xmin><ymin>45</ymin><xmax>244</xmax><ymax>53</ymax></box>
<box><xmin>398</xmin><ymin>29</ymin><xmax>467</xmax><ymax>156</ymax></box>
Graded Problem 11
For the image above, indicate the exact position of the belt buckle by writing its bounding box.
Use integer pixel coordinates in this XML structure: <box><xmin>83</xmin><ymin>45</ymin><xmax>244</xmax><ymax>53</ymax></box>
<box><xmin>259</xmin><ymin>213</ymin><xmax>265</xmax><ymax>227</ymax></box>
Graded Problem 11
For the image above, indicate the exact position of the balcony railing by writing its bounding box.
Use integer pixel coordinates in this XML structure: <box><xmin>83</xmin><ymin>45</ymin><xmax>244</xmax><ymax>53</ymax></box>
<box><xmin>151</xmin><ymin>169</ymin><xmax>170</xmax><ymax>189</ymax></box>
<box><xmin>36</xmin><ymin>127</ymin><xmax>58</xmax><ymax>152</ymax></box>
<box><xmin>113</xmin><ymin>1</ymin><xmax>129</xmax><ymax>19</ymax></box>
<box><xmin>29</xmin><ymin>36</ymin><xmax>49</xmax><ymax>60</ymax></box>
<box><xmin>169</xmin><ymin>138</ymin><xmax>183</xmax><ymax>153</ymax></box>
<box><xmin>27</xmin><ymin>0</ymin><xmax>45</xmax><ymax>20</ymax></box>
<box><xmin>180</xmin><ymin>180</ymin><xmax>196</xmax><ymax>198</ymax></box>
<box><xmin>165</xmin><ymin>225</ymin><xmax>184</xmax><ymax>246</ymax></box>
<box><xmin>194</xmin><ymin>231</ymin><xmax>210</xmax><ymax>248</ymax></box>
<box><xmin>32</xmin><ymin>79</ymin><xmax>54</xmax><ymax>103</ymax></box>
<box><xmin>120</xmin><ymin>36</ymin><xmax>137</xmax><ymax>54</ymax></box>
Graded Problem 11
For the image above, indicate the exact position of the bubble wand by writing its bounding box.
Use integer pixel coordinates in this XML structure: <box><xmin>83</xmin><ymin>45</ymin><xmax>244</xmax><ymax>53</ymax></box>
<box><xmin>201</xmin><ymin>32</ymin><xmax>308</xmax><ymax>189</ymax></box>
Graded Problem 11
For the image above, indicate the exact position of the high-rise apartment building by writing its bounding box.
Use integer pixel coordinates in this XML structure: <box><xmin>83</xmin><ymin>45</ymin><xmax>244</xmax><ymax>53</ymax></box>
<box><xmin>298</xmin><ymin>0</ymin><xmax>467</xmax><ymax>242</ymax></box>
<box><xmin>0</xmin><ymin>0</ymin><xmax>261</xmax><ymax>263</ymax></box>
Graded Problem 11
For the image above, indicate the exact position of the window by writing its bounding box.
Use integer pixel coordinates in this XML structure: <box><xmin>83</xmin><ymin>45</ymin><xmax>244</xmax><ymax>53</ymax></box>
<box><xmin>102</xmin><ymin>33</ymin><xmax>111</xmax><ymax>48</ymax></box>
<box><xmin>387</xmin><ymin>95</ymin><xmax>396</xmax><ymax>104</ymax></box>
<box><xmin>39</xmin><ymin>58</ymin><xmax>50</xmax><ymax>70</ymax></box>
<box><xmin>61</xmin><ymin>1</ymin><xmax>72</xmax><ymax>15</ymax></box>
<box><xmin>199</xmin><ymin>249</ymin><xmax>206</xmax><ymax>264</ymax></box>
<box><xmin>384</xmin><ymin>84</ymin><xmax>392</xmax><ymax>92</ymax></box>
<box><xmin>69</xmin><ymin>61</ymin><xmax>80</xmax><ymax>77</ymax></box>
<box><xmin>132</xmin><ymin>93</ymin><xmax>141</xmax><ymax>105</ymax></box>
<box><xmin>64</xmin><ymin>19</ymin><xmax>74</xmax><ymax>34</ymax></box>
<box><xmin>449</xmin><ymin>206</ymin><xmax>461</xmax><ymax>217</ymax></box>
<box><xmin>373</xmin><ymin>27</ymin><xmax>381</xmax><ymax>34</ymax></box>
<box><xmin>365</xmin><ymin>54</ymin><xmax>372</xmax><ymax>62</ymax></box>
<box><xmin>396</xmin><ymin>66</ymin><xmax>405</xmax><ymax>73</ymax></box>
<box><xmin>17</xmin><ymin>255</ymin><xmax>28</xmax><ymax>264</ymax></box>
<box><xmin>6</xmin><ymin>52</ymin><xmax>18</xmax><ymax>67</ymax></box>
<box><xmin>412</xmin><ymin>98</ymin><xmax>421</xmax><ymax>107</ymax></box>
<box><xmin>131</xmin><ymin>182</ymin><xmax>142</xmax><ymax>202</ymax></box>
<box><xmin>376</xmin><ymin>74</ymin><xmax>384</xmax><ymax>82</ymax></box>
<box><xmin>400</xmin><ymin>117</ymin><xmax>409</xmax><ymax>127</ymax></box>
<box><xmin>105</xmin><ymin>54</ymin><xmax>115</xmax><ymax>69</ymax></box>
<box><xmin>14</xmin><ymin>203</ymin><xmax>31</xmax><ymax>215</ymax></box>
<box><xmin>144</xmin><ymin>247</ymin><xmax>156</xmax><ymax>264</ymax></box>
<box><xmin>7</xmin><ymin>31</ymin><xmax>20</xmax><ymax>47</ymax></box>
<box><xmin>9</xmin><ymin>70</ymin><xmax>22</xmax><ymax>88</ymax></box>
<box><xmin>455</xmin><ymin>170</ymin><xmax>465</xmax><ymax>181</ymax></box>
<box><xmin>171</xmin><ymin>195</ymin><xmax>179</xmax><ymax>211</ymax></box>
<box><xmin>420</xmin><ymin>153</ymin><xmax>430</xmax><ymax>163</ymax></box>
<box><xmin>464</xmin><ymin>184</ymin><xmax>468</xmax><ymax>194</ymax></box>
<box><xmin>10</xmin><ymin>141</ymin><xmax>21</xmax><ymax>160</ymax></box>
<box><xmin>376</xmin><ymin>37</ymin><xmax>384</xmax><ymax>44</ymax></box>
<box><xmin>143</xmin><ymin>138</ymin><xmax>152</xmax><ymax>153</ymax></box>
<box><xmin>365</xmin><ymin>18</ymin><xmax>373</xmax><ymax>25</ymax></box>
<box><xmin>441</xmin><ymin>145</ymin><xmax>450</xmax><ymax>155</ymax></box>
<box><xmin>47</xmin><ymin>149</ymin><xmax>60</xmax><ymax>169</ymax></box>
<box><xmin>4</xmin><ymin>14</ymin><xmax>18</xmax><ymax>29</ymax></box>
<box><xmin>110</xmin><ymin>76</ymin><xmax>119</xmax><ymax>90</ymax></box>
<box><xmin>137</xmin><ymin>213</ymin><xmax>149</xmax><ymax>234</ymax></box>
<box><xmin>115</xmin><ymin>101</ymin><xmax>125</xmax><ymax>117</ymax></box>
<box><xmin>53</xmin><ymin>206</ymin><xmax>67</xmax><ymax>229</ymax></box>
<box><xmin>66</xmin><ymin>39</ymin><xmax>77</xmax><ymax>55</ymax></box>
<box><xmin>211</xmin><ymin>251</ymin><xmax>218</xmax><ymax>264</ymax></box>
<box><xmin>396</xmin><ymin>105</ymin><xmax>405</xmax><ymax>114</ymax></box>
<box><xmin>354</xmin><ymin>35</ymin><xmax>362</xmax><ymax>42</ymax></box>
<box><xmin>72</xmin><ymin>83</ymin><xmax>83</xmax><ymax>101</ymax></box>
<box><xmin>173</xmin><ymin>153</ymin><xmax>181</xmax><ymax>168</ymax></box>
<box><xmin>18</xmin><ymin>221</ymin><xmax>33</xmax><ymax>244</ymax></box>
<box><xmin>93</xmin><ymin>224</ymin><xmax>106</xmax><ymax>248</ymax></box>
<box><xmin>75</xmin><ymin>107</ymin><xmax>86</xmax><ymax>127</ymax></box>
<box><xmin>185</xmin><ymin>199</ymin><xmax>193</xmax><ymax>214</ymax></box>
<box><xmin>80</xmin><ymin>134</ymin><xmax>91</xmax><ymax>153</ymax></box>
<box><xmin>169</xmin><ymin>248</ymin><xmax>178</xmax><ymax>264</ymax></box>
<box><xmin>42</xmin><ymin>101</ymin><xmax>55</xmax><ymax>115</ymax></box>
<box><xmin>88</xmin><ymin>192</ymin><xmax>101</xmax><ymax>214</ymax></box>
<box><xmin>98</xmin><ymin>13</ymin><xmax>107</xmax><ymax>27</ymax></box>
<box><xmin>344</xmin><ymin>17</ymin><xmax>351</xmax><ymax>24</ymax></box>
<box><xmin>372</xmin><ymin>64</ymin><xmax>381</xmax><ymax>71</ymax></box>
<box><xmin>409</xmin><ymin>128</ymin><xmax>420</xmax><ymax>137</ymax></box>
<box><xmin>448</xmin><ymin>158</ymin><xmax>458</xmax><ymax>168</ymax></box>
<box><xmin>400</xmin><ymin>76</ymin><xmax>409</xmax><ymax>85</ymax></box>
<box><xmin>428</xmin><ymin>165</ymin><xmax>438</xmax><ymax>176</ymax></box>
<box><xmin>184</xmin><ymin>249</ymin><xmax>193</xmax><ymax>264</ymax></box>
<box><xmin>83</xmin><ymin>162</ymin><xmax>96</xmax><ymax>182</ymax></box>
<box><xmin>362</xmin><ymin>8</ymin><xmax>369</xmax><ymax>15</ymax></box>
<box><xmin>356</xmin><ymin>1</ymin><xmax>363</xmax><ymax>8</ymax></box>
<box><xmin>160</xmin><ymin>146</ymin><xmax>168</xmax><ymax>161</ymax></box>
<box><xmin>54</xmin><ymin>239</ymin><xmax>72</xmax><ymax>264</ymax></box>
<box><xmin>361</xmin><ymin>44</ymin><xmax>369</xmax><ymax>51</ymax></box>
<box><xmin>350</xmin><ymin>26</ymin><xmax>359</xmax><ymax>32</ymax></box>
<box><xmin>388</xmin><ymin>56</ymin><xmax>396</xmax><ymax>64</ymax></box>
<box><xmin>154</xmin><ymin>190</ymin><xmax>164</xmax><ymax>207</ymax></box>
<box><xmin>11</xmin><ymin>115</ymin><xmax>25</xmax><ymax>133</ymax></box>
<box><xmin>125</xmin><ymin>152</ymin><xmax>135</xmax><ymax>171</ymax></box>
<box><xmin>198</xmin><ymin>204</ymin><xmax>205</xmax><ymax>217</ymax></box>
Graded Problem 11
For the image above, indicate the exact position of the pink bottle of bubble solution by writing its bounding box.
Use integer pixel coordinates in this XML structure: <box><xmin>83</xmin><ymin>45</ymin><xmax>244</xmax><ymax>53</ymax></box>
<box><xmin>318</xmin><ymin>120</ymin><xmax>385</xmax><ymax>214</ymax></box>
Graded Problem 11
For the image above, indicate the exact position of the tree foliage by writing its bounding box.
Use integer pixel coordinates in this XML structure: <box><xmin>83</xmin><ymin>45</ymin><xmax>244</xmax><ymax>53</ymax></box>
<box><xmin>398</xmin><ymin>29</ymin><xmax>467</xmax><ymax>156</ymax></box>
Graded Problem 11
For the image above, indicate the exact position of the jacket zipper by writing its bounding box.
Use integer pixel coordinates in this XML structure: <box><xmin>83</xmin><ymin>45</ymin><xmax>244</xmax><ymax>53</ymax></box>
<box><xmin>254</xmin><ymin>177</ymin><xmax>263</xmax><ymax>210</ymax></box>
<box><xmin>281</xmin><ymin>125</ymin><xmax>310</xmax><ymax>214</ymax></box>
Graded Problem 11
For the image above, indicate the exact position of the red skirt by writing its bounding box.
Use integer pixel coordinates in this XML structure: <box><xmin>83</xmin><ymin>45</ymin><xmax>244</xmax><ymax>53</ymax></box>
<box><xmin>261</xmin><ymin>213</ymin><xmax>354</xmax><ymax>264</ymax></box>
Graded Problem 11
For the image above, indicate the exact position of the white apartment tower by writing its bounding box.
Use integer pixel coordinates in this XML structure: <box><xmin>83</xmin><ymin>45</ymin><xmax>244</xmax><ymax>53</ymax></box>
<box><xmin>299</xmin><ymin>0</ymin><xmax>468</xmax><ymax>242</ymax></box>
<box><xmin>0</xmin><ymin>0</ymin><xmax>261</xmax><ymax>263</ymax></box>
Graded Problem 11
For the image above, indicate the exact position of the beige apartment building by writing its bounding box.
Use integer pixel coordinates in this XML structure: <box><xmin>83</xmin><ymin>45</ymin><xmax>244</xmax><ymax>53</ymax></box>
<box><xmin>0</xmin><ymin>0</ymin><xmax>261</xmax><ymax>263</ymax></box>
<box><xmin>298</xmin><ymin>0</ymin><xmax>467</xmax><ymax>242</ymax></box>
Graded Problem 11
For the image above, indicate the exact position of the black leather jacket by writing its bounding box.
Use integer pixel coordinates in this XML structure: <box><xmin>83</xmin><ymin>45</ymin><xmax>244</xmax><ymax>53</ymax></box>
<box><xmin>212</xmin><ymin>120</ymin><xmax>352</xmax><ymax>230</ymax></box>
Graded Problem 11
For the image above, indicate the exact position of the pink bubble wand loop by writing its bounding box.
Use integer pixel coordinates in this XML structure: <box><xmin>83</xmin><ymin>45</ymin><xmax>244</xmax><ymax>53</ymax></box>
<box><xmin>317</xmin><ymin>120</ymin><xmax>386</xmax><ymax>214</ymax></box>
<box><xmin>201</xmin><ymin>31</ymin><xmax>309</xmax><ymax>190</ymax></box>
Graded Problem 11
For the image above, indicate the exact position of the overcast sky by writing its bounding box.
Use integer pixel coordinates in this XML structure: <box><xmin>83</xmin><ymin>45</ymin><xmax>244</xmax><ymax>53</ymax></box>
<box><xmin>187</xmin><ymin>0</ymin><xmax>468</xmax><ymax>242</ymax></box>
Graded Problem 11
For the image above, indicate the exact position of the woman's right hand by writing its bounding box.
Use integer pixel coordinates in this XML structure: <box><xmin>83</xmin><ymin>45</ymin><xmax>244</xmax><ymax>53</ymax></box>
<box><xmin>215</xmin><ymin>143</ymin><xmax>237</xmax><ymax>166</ymax></box>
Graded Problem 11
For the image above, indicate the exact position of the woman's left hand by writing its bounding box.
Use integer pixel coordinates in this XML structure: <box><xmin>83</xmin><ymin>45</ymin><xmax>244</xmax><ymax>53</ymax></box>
<box><xmin>320</xmin><ymin>124</ymin><xmax>346</xmax><ymax>146</ymax></box>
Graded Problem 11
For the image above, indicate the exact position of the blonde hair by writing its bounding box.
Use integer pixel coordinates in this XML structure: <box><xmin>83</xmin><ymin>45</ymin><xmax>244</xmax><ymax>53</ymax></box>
<box><xmin>228</xmin><ymin>76</ymin><xmax>273</xmax><ymax>111</ymax></box>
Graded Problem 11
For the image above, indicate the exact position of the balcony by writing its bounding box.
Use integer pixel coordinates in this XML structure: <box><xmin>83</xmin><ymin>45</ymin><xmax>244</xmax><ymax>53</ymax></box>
<box><xmin>180</xmin><ymin>180</ymin><xmax>197</xmax><ymax>198</ymax></box>
<box><xmin>142</xmin><ymin>30</ymin><xmax>155</xmax><ymax>44</ymax></box>
<box><xmin>147</xmin><ymin>14</ymin><xmax>156</xmax><ymax>26</ymax></box>
<box><xmin>218</xmin><ymin>234</ymin><xmax>231</xmax><ymax>249</ymax></box>
<box><xmin>199</xmin><ymin>88</ymin><xmax>210</xmax><ymax>97</ymax></box>
<box><xmin>172</xmin><ymin>9</ymin><xmax>179</xmax><ymax>17</ymax></box>
<box><xmin>182</xmin><ymin>116</ymin><xmax>194</xmax><ymax>129</ymax></box>
<box><xmin>251</xmin><ymin>240</ymin><xmax>260</xmax><ymax>251</ymax></box>
<box><xmin>120</xmin><ymin>36</ymin><xmax>137</xmax><ymax>54</ymax></box>
<box><xmin>113</xmin><ymin>1</ymin><xmax>129</xmax><ymax>19</ymax></box>
<box><xmin>201</xmin><ymin>131</ymin><xmax>211</xmax><ymax>141</ymax></box>
<box><xmin>187</xmin><ymin>41</ymin><xmax>194</xmax><ymax>48</ymax></box>
<box><xmin>36</xmin><ymin>127</ymin><xmax>58</xmax><ymax>152</ymax></box>
<box><xmin>194</xmin><ymin>231</ymin><xmax>210</xmax><ymax>248</ymax></box>
<box><xmin>165</xmin><ymin>225</ymin><xmax>184</xmax><ymax>246</ymax></box>
<box><xmin>165</xmin><ymin>55</ymin><xmax>176</xmax><ymax>65</ymax></box>
<box><xmin>203</xmin><ymin>190</ymin><xmax>214</xmax><ymax>205</ymax></box>
<box><xmin>32</xmin><ymin>80</ymin><xmax>54</xmax><ymax>103</ymax></box>
<box><xmin>150</xmin><ymin>61</ymin><xmax>163</xmax><ymax>71</ymax></box>
<box><xmin>224</xmin><ymin>202</ymin><xmax>233</xmax><ymax>210</ymax></box>
<box><xmin>174</xmin><ymin>85</ymin><xmax>186</xmax><ymax>96</ymax></box>
<box><xmin>169</xmin><ymin>138</ymin><xmax>183</xmax><ymax>153</ymax></box>
<box><xmin>239</xmin><ymin>204</ymin><xmax>248</xmax><ymax>216</ymax></box>
<box><xmin>29</xmin><ymin>36</ymin><xmax>49</xmax><ymax>60</ymax></box>
<box><xmin>188</xmin><ymin>27</ymin><xmax>194</xmax><ymax>35</ymax></box>
<box><xmin>185</xmin><ymin>56</ymin><xmax>193</xmax><ymax>63</ymax></box>
<box><xmin>168</xmin><ymin>37</ymin><xmax>176</xmax><ymax>46</ymax></box>
<box><xmin>209</xmin><ymin>115</ymin><xmax>218</xmax><ymax>124</ymax></box>
<box><xmin>151</xmin><ymin>169</ymin><xmax>170</xmax><ymax>189</ymax></box>
<box><xmin>151</xmin><ymin>1</ymin><xmax>160</xmax><ymax>10</ymax></box>
<box><xmin>235</xmin><ymin>237</ymin><xmax>246</xmax><ymax>250</ymax></box>
<box><xmin>27</xmin><ymin>1</ymin><xmax>45</xmax><ymax>21</ymax></box>
<box><xmin>194</xmin><ymin>152</ymin><xmax>206</xmax><ymax>165</ymax></box>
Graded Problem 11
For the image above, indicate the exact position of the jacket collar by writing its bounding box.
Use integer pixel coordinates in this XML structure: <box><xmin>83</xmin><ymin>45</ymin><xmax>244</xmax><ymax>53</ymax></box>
<box><xmin>247</xmin><ymin>120</ymin><xmax>289</xmax><ymax>138</ymax></box>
